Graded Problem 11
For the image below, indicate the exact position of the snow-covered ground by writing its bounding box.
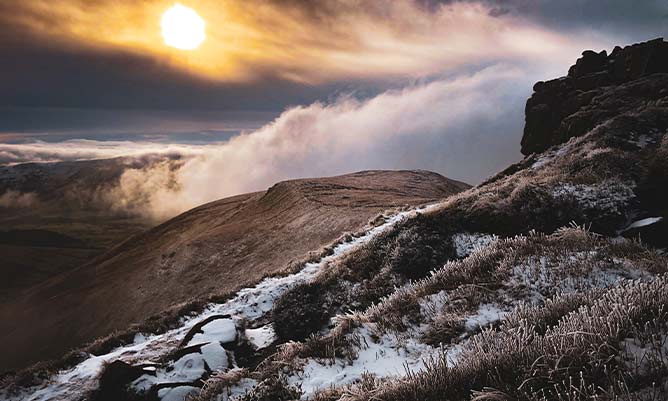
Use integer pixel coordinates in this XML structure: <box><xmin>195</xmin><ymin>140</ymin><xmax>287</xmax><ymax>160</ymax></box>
<box><xmin>244</xmin><ymin>325</ymin><xmax>275</xmax><ymax>350</ymax></box>
<box><xmin>452</xmin><ymin>232</ymin><xmax>498</xmax><ymax>258</ymax></box>
<box><xmin>505</xmin><ymin>251</ymin><xmax>652</xmax><ymax>305</ymax></box>
<box><xmin>290</xmin><ymin>326</ymin><xmax>455</xmax><ymax>398</ymax></box>
<box><xmin>0</xmin><ymin>204</ymin><xmax>439</xmax><ymax>401</ymax></box>
<box><xmin>290</xmin><ymin>233</ymin><xmax>660</xmax><ymax>400</ymax></box>
<box><xmin>5</xmin><ymin>200</ymin><xmax>658</xmax><ymax>401</ymax></box>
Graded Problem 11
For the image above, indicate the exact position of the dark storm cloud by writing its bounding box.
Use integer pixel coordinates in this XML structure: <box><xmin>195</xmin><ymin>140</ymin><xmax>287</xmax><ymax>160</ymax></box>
<box><xmin>453</xmin><ymin>0</ymin><xmax>668</xmax><ymax>40</ymax></box>
<box><xmin>0</xmin><ymin>34</ymin><xmax>335</xmax><ymax>111</ymax></box>
<box><xmin>0</xmin><ymin>107</ymin><xmax>278</xmax><ymax>144</ymax></box>
<box><xmin>0</xmin><ymin>0</ymin><xmax>577</xmax><ymax>128</ymax></box>
<box><xmin>298</xmin><ymin>0</ymin><xmax>668</xmax><ymax>34</ymax></box>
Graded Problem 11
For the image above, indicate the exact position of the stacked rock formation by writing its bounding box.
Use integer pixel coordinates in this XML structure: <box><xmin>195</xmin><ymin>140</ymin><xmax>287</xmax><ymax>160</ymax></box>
<box><xmin>521</xmin><ymin>38</ymin><xmax>668</xmax><ymax>155</ymax></box>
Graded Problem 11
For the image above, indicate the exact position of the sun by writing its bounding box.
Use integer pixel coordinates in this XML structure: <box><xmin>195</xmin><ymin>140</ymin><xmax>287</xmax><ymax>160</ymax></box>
<box><xmin>161</xmin><ymin>3</ymin><xmax>206</xmax><ymax>50</ymax></box>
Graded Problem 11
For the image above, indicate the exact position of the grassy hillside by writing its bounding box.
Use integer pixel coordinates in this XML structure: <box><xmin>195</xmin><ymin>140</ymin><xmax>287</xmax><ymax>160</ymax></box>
<box><xmin>0</xmin><ymin>170</ymin><xmax>468</xmax><ymax>374</ymax></box>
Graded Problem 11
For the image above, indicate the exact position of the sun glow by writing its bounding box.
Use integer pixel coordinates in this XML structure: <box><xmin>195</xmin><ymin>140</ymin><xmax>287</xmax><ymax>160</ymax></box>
<box><xmin>161</xmin><ymin>3</ymin><xmax>206</xmax><ymax>50</ymax></box>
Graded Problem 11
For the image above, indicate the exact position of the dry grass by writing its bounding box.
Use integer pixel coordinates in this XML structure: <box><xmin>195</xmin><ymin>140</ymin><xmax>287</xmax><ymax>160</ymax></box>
<box><xmin>188</xmin><ymin>368</ymin><xmax>249</xmax><ymax>401</ymax></box>
<box><xmin>237</xmin><ymin>375</ymin><xmax>301</xmax><ymax>401</ymax></box>
<box><xmin>222</xmin><ymin>227</ymin><xmax>666</xmax><ymax>401</ymax></box>
<box><xmin>344</xmin><ymin>277</ymin><xmax>668</xmax><ymax>401</ymax></box>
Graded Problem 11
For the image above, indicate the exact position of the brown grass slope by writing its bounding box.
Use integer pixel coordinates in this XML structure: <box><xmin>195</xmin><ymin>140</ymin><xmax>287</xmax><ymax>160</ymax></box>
<box><xmin>0</xmin><ymin>169</ymin><xmax>469</xmax><ymax>374</ymax></box>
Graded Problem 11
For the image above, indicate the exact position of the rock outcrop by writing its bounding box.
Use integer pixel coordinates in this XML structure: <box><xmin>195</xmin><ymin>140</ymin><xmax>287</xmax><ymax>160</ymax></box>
<box><xmin>522</xmin><ymin>38</ymin><xmax>668</xmax><ymax>155</ymax></box>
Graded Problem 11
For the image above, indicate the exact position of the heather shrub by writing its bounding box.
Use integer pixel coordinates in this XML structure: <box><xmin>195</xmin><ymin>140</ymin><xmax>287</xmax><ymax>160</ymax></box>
<box><xmin>239</xmin><ymin>376</ymin><xmax>301</xmax><ymax>401</ymax></box>
<box><xmin>272</xmin><ymin>282</ymin><xmax>331</xmax><ymax>342</ymax></box>
<box><xmin>347</xmin><ymin>278</ymin><xmax>668</xmax><ymax>401</ymax></box>
<box><xmin>387</xmin><ymin>219</ymin><xmax>454</xmax><ymax>280</ymax></box>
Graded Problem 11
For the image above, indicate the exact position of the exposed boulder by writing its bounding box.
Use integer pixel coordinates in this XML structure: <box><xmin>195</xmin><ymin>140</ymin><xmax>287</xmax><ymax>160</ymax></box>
<box><xmin>91</xmin><ymin>360</ymin><xmax>150</xmax><ymax>401</ymax></box>
<box><xmin>522</xmin><ymin>38</ymin><xmax>668</xmax><ymax>155</ymax></box>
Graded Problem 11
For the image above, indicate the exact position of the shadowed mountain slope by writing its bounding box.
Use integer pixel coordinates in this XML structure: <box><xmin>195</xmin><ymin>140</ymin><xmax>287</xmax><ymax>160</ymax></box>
<box><xmin>0</xmin><ymin>170</ymin><xmax>469</xmax><ymax>373</ymax></box>
<box><xmin>0</xmin><ymin>157</ymin><xmax>175</xmax><ymax>301</ymax></box>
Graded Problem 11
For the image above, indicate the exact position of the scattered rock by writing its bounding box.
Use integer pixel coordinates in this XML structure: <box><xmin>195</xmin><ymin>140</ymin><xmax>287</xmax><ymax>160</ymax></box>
<box><xmin>92</xmin><ymin>360</ymin><xmax>150</xmax><ymax>401</ymax></box>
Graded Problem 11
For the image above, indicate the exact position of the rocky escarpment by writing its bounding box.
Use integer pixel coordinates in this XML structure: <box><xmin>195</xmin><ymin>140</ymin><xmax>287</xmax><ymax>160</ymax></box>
<box><xmin>522</xmin><ymin>38</ymin><xmax>668</xmax><ymax>155</ymax></box>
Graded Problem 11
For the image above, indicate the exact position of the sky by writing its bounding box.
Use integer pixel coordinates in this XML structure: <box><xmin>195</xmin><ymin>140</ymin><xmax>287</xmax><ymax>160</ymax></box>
<box><xmin>0</xmin><ymin>0</ymin><xmax>667</xmax><ymax>219</ymax></box>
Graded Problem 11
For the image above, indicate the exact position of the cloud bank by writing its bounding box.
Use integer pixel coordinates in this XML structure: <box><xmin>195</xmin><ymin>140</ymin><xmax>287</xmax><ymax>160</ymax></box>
<box><xmin>0</xmin><ymin>140</ymin><xmax>205</xmax><ymax>166</ymax></box>
<box><xmin>1</xmin><ymin>63</ymin><xmax>551</xmax><ymax>220</ymax></box>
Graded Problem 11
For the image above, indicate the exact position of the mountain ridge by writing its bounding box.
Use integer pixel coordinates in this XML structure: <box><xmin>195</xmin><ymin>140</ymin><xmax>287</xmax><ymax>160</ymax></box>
<box><xmin>0</xmin><ymin>169</ymin><xmax>469</xmax><ymax>374</ymax></box>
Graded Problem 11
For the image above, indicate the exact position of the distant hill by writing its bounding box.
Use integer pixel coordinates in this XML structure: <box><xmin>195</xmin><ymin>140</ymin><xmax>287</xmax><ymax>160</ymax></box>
<box><xmin>0</xmin><ymin>156</ymin><xmax>172</xmax><ymax>248</ymax></box>
<box><xmin>0</xmin><ymin>156</ymin><xmax>173</xmax><ymax>305</ymax></box>
<box><xmin>0</xmin><ymin>229</ymin><xmax>87</xmax><ymax>248</ymax></box>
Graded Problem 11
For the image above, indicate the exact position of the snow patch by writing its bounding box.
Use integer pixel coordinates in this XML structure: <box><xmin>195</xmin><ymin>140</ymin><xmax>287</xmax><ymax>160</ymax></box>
<box><xmin>189</xmin><ymin>318</ymin><xmax>237</xmax><ymax>346</ymax></box>
<box><xmin>292</xmin><ymin>327</ymin><xmax>452</xmax><ymax>398</ymax></box>
<box><xmin>245</xmin><ymin>325</ymin><xmax>276</xmax><ymax>350</ymax></box>
<box><xmin>531</xmin><ymin>140</ymin><xmax>574</xmax><ymax>169</ymax></box>
<box><xmin>158</xmin><ymin>386</ymin><xmax>199</xmax><ymax>401</ymax></box>
<box><xmin>551</xmin><ymin>180</ymin><xmax>635</xmax><ymax>215</ymax></box>
<box><xmin>629</xmin><ymin>133</ymin><xmax>659</xmax><ymax>148</ymax></box>
<box><xmin>464</xmin><ymin>304</ymin><xmax>507</xmax><ymax>331</ymax></box>
<box><xmin>419</xmin><ymin>290</ymin><xmax>448</xmax><ymax>320</ymax></box>
<box><xmin>625</xmin><ymin>216</ymin><xmax>663</xmax><ymax>230</ymax></box>
<box><xmin>220</xmin><ymin>378</ymin><xmax>259</xmax><ymax>401</ymax></box>
<box><xmin>200</xmin><ymin>342</ymin><xmax>229</xmax><ymax>371</ymax></box>
<box><xmin>505</xmin><ymin>252</ymin><xmax>652</xmax><ymax>304</ymax></box>
<box><xmin>619</xmin><ymin>333</ymin><xmax>668</xmax><ymax>376</ymax></box>
<box><xmin>452</xmin><ymin>232</ymin><xmax>498</xmax><ymax>258</ymax></box>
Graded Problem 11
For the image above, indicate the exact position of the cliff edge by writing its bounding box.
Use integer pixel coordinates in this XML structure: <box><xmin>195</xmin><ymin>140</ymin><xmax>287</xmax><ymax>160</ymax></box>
<box><xmin>522</xmin><ymin>37</ymin><xmax>668</xmax><ymax>155</ymax></box>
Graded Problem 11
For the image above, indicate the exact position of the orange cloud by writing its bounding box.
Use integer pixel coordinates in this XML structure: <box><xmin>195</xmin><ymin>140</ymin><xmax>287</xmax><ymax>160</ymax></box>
<box><xmin>2</xmin><ymin>0</ymin><xmax>604</xmax><ymax>83</ymax></box>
